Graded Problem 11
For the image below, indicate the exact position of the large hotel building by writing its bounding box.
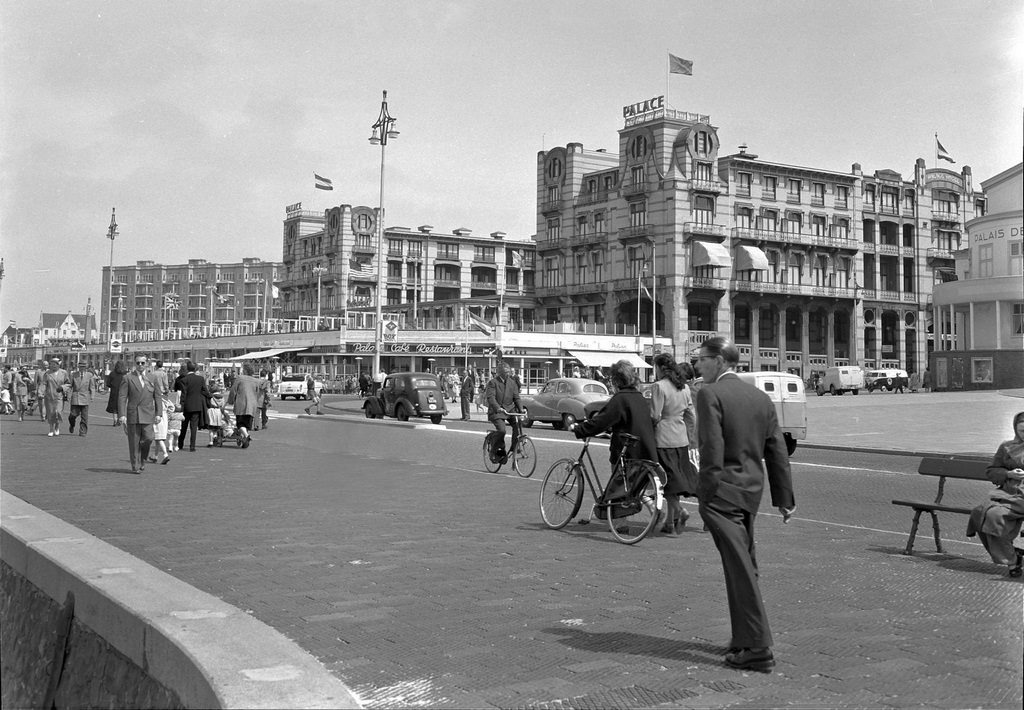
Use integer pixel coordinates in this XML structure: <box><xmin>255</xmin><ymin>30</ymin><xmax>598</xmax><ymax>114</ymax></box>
<box><xmin>13</xmin><ymin>94</ymin><xmax>1018</xmax><ymax>389</ymax></box>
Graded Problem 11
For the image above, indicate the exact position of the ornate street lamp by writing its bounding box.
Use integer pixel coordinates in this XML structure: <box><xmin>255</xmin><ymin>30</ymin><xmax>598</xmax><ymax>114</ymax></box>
<box><xmin>105</xmin><ymin>207</ymin><xmax>118</xmax><ymax>345</ymax></box>
<box><xmin>369</xmin><ymin>90</ymin><xmax>399</xmax><ymax>378</ymax></box>
<box><xmin>312</xmin><ymin>263</ymin><xmax>327</xmax><ymax>329</ymax></box>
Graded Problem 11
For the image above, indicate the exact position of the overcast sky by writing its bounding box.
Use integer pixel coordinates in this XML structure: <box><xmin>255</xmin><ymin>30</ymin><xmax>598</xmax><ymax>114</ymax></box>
<box><xmin>1</xmin><ymin>0</ymin><xmax>1021</xmax><ymax>330</ymax></box>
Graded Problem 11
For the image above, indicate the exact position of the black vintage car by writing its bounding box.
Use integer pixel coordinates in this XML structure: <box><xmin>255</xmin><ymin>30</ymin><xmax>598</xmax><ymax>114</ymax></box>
<box><xmin>362</xmin><ymin>372</ymin><xmax>448</xmax><ymax>425</ymax></box>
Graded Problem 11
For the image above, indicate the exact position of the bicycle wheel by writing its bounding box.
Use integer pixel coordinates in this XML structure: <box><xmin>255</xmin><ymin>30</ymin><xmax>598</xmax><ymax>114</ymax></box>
<box><xmin>540</xmin><ymin>458</ymin><xmax>584</xmax><ymax>529</ymax></box>
<box><xmin>482</xmin><ymin>437</ymin><xmax>503</xmax><ymax>473</ymax></box>
<box><xmin>512</xmin><ymin>435</ymin><xmax>537</xmax><ymax>478</ymax></box>
<box><xmin>606</xmin><ymin>462</ymin><xmax>660</xmax><ymax>544</ymax></box>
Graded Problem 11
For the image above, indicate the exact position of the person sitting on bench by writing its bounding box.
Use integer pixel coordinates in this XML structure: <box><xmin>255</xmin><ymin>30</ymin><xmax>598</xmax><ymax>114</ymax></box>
<box><xmin>967</xmin><ymin>411</ymin><xmax>1024</xmax><ymax>565</ymax></box>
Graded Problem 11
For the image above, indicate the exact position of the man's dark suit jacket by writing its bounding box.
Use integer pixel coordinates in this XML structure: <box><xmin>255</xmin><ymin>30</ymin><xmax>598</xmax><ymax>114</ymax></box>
<box><xmin>695</xmin><ymin>372</ymin><xmax>794</xmax><ymax>513</ymax></box>
<box><xmin>175</xmin><ymin>372</ymin><xmax>210</xmax><ymax>413</ymax></box>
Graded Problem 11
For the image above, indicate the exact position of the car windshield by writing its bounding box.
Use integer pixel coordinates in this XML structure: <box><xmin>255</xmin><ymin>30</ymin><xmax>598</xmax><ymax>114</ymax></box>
<box><xmin>582</xmin><ymin>383</ymin><xmax>608</xmax><ymax>395</ymax></box>
<box><xmin>283</xmin><ymin>375</ymin><xmax>304</xmax><ymax>382</ymax></box>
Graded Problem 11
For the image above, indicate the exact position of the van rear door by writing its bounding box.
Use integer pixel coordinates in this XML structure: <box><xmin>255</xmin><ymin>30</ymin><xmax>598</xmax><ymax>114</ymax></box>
<box><xmin>779</xmin><ymin>376</ymin><xmax>807</xmax><ymax>440</ymax></box>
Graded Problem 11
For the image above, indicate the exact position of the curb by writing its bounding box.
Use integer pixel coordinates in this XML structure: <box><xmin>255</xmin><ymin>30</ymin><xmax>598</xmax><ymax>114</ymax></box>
<box><xmin>1</xmin><ymin>491</ymin><xmax>362</xmax><ymax>709</ymax></box>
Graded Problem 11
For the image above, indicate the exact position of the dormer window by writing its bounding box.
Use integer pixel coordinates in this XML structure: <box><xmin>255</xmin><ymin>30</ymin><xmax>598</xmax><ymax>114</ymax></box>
<box><xmin>631</xmin><ymin>135</ymin><xmax>648</xmax><ymax>159</ymax></box>
<box><xmin>693</xmin><ymin>131</ymin><xmax>710</xmax><ymax>156</ymax></box>
<box><xmin>547</xmin><ymin>157</ymin><xmax>562</xmax><ymax>179</ymax></box>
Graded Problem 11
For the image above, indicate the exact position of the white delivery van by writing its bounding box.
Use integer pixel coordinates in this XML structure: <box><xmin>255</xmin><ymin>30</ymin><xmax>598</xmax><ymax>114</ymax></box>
<box><xmin>816</xmin><ymin>366</ymin><xmax>864</xmax><ymax>396</ymax></box>
<box><xmin>736</xmin><ymin>371</ymin><xmax>807</xmax><ymax>455</ymax></box>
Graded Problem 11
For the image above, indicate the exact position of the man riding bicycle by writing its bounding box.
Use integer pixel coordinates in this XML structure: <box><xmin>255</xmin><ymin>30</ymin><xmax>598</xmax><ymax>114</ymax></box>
<box><xmin>485</xmin><ymin>361</ymin><xmax>522</xmax><ymax>465</ymax></box>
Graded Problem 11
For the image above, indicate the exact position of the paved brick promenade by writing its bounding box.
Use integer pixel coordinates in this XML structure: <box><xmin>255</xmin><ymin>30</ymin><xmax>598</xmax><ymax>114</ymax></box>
<box><xmin>2</xmin><ymin>389</ymin><xmax>1021</xmax><ymax>709</ymax></box>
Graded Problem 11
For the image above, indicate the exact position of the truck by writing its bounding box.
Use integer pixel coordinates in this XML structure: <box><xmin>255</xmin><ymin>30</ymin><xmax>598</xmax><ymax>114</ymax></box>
<box><xmin>815</xmin><ymin>366</ymin><xmax>864</xmax><ymax>396</ymax></box>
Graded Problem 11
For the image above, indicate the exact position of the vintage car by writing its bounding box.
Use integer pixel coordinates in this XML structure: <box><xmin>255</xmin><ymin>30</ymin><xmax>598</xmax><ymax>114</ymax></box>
<box><xmin>864</xmin><ymin>368</ymin><xmax>909</xmax><ymax>392</ymax></box>
<box><xmin>363</xmin><ymin>372</ymin><xmax>448</xmax><ymax>425</ymax></box>
<box><xmin>277</xmin><ymin>374</ymin><xmax>325</xmax><ymax>400</ymax></box>
<box><xmin>521</xmin><ymin>377</ymin><xmax>610</xmax><ymax>429</ymax></box>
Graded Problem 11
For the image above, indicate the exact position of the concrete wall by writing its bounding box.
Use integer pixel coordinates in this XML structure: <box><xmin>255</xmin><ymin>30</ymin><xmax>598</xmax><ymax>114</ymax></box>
<box><xmin>929</xmin><ymin>349</ymin><xmax>1024</xmax><ymax>391</ymax></box>
<box><xmin>0</xmin><ymin>491</ymin><xmax>361</xmax><ymax>709</ymax></box>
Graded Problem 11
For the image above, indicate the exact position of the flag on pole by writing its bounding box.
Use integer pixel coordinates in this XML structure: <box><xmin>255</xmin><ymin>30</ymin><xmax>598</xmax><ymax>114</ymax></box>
<box><xmin>510</xmin><ymin>250</ymin><xmax>523</xmax><ymax>268</ymax></box>
<box><xmin>669</xmin><ymin>53</ymin><xmax>693</xmax><ymax>75</ymax></box>
<box><xmin>216</xmin><ymin>292</ymin><xmax>233</xmax><ymax>305</ymax></box>
<box><xmin>271</xmin><ymin>285</ymin><xmax>280</xmax><ymax>299</ymax></box>
<box><xmin>641</xmin><ymin>283</ymin><xmax>653</xmax><ymax>301</ymax></box>
<box><xmin>467</xmin><ymin>311</ymin><xmax>493</xmax><ymax>336</ymax></box>
<box><xmin>162</xmin><ymin>293</ymin><xmax>181</xmax><ymax>309</ymax></box>
<box><xmin>936</xmin><ymin>137</ymin><xmax>955</xmax><ymax>163</ymax></box>
<box><xmin>314</xmin><ymin>173</ymin><xmax>334</xmax><ymax>190</ymax></box>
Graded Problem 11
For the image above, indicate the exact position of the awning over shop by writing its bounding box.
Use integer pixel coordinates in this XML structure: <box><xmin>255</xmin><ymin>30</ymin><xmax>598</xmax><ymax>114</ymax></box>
<box><xmin>735</xmin><ymin>245</ymin><xmax>770</xmax><ymax>271</ymax></box>
<box><xmin>568</xmin><ymin>350</ymin><xmax>651</xmax><ymax>369</ymax></box>
<box><xmin>692</xmin><ymin>241</ymin><xmax>732</xmax><ymax>268</ymax></box>
<box><xmin>229</xmin><ymin>346</ymin><xmax>309</xmax><ymax>361</ymax></box>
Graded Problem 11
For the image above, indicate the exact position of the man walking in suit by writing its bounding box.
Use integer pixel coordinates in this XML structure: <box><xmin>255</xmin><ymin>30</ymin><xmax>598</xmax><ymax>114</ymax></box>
<box><xmin>118</xmin><ymin>354</ymin><xmax>162</xmax><ymax>473</ymax></box>
<box><xmin>695</xmin><ymin>337</ymin><xmax>795</xmax><ymax>672</ymax></box>
<box><xmin>459</xmin><ymin>368</ymin><xmax>475</xmax><ymax>421</ymax></box>
<box><xmin>174</xmin><ymin>360</ymin><xmax>209</xmax><ymax>452</ymax></box>
<box><xmin>67</xmin><ymin>361</ymin><xmax>97</xmax><ymax>436</ymax></box>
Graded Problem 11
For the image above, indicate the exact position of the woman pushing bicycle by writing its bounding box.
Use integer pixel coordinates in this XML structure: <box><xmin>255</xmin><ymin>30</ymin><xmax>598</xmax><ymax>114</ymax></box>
<box><xmin>571</xmin><ymin>360</ymin><xmax>658</xmax><ymax>472</ymax></box>
<box><xmin>484</xmin><ymin>360</ymin><xmax>523</xmax><ymax>465</ymax></box>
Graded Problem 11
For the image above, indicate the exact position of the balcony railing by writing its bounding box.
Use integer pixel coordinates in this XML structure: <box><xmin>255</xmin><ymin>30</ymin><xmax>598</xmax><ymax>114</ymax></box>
<box><xmin>731</xmin><ymin>281</ymin><xmax>858</xmax><ymax>299</ymax></box>
<box><xmin>926</xmin><ymin>248</ymin><xmax>954</xmax><ymax>261</ymax></box>
<box><xmin>623</xmin><ymin>183</ymin><xmax>647</xmax><ymax>198</ymax></box>
<box><xmin>879</xmin><ymin>204</ymin><xmax>898</xmax><ymax>216</ymax></box>
<box><xmin>932</xmin><ymin>209</ymin><xmax>960</xmax><ymax>223</ymax></box>
<box><xmin>683</xmin><ymin>222</ymin><xmax>727</xmax><ymax>239</ymax></box>
<box><xmin>470</xmin><ymin>281</ymin><xmax>497</xmax><ymax>290</ymax></box>
<box><xmin>352</xmin><ymin>241</ymin><xmax>376</xmax><ymax>254</ymax></box>
<box><xmin>540</xmin><ymin>199</ymin><xmax>562</xmax><ymax>214</ymax></box>
<box><xmin>681</xmin><ymin>276</ymin><xmax>729</xmax><ymax>290</ymax></box>
<box><xmin>876</xmin><ymin>244</ymin><xmax>900</xmax><ymax>255</ymax></box>
<box><xmin>617</xmin><ymin>224</ymin><xmax>655</xmax><ymax>242</ymax></box>
<box><xmin>433</xmin><ymin>278</ymin><xmax>461</xmax><ymax>289</ymax></box>
<box><xmin>568</xmin><ymin>230</ymin><xmax>608</xmax><ymax>247</ymax></box>
<box><xmin>574</xmin><ymin>191</ymin><xmax>609</xmax><ymax>207</ymax></box>
<box><xmin>731</xmin><ymin>227</ymin><xmax>810</xmax><ymax>245</ymax></box>
<box><xmin>691</xmin><ymin>179</ymin><xmax>721</xmax><ymax>193</ymax></box>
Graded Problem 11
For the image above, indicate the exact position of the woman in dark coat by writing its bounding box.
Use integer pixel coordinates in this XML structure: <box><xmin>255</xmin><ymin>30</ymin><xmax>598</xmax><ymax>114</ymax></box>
<box><xmin>105</xmin><ymin>360</ymin><xmax>127</xmax><ymax>426</ymax></box>
<box><xmin>572</xmin><ymin>360</ymin><xmax>657</xmax><ymax>465</ymax></box>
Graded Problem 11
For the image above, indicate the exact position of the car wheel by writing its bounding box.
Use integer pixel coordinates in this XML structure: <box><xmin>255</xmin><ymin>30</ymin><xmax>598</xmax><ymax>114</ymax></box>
<box><xmin>521</xmin><ymin>408</ymin><xmax>533</xmax><ymax>428</ymax></box>
<box><xmin>816</xmin><ymin>388</ymin><xmax>825</xmax><ymax>397</ymax></box>
<box><xmin>886</xmin><ymin>377</ymin><xmax>893</xmax><ymax>388</ymax></box>
<box><xmin>852</xmin><ymin>389</ymin><xmax>859</xmax><ymax>395</ymax></box>
<box><xmin>429</xmin><ymin>414</ymin><xmax>442</xmax><ymax>425</ymax></box>
<box><xmin>829</xmin><ymin>385</ymin><xmax>836</xmax><ymax>396</ymax></box>
<box><xmin>562</xmin><ymin>413</ymin><xmax>577</xmax><ymax>430</ymax></box>
<box><xmin>551</xmin><ymin>420</ymin><xmax>565</xmax><ymax>430</ymax></box>
<box><xmin>396</xmin><ymin>405</ymin><xmax>410</xmax><ymax>422</ymax></box>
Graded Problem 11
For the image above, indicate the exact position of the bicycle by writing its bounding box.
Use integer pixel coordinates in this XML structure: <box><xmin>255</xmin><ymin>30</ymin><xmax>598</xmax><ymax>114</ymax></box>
<box><xmin>482</xmin><ymin>412</ymin><xmax>537</xmax><ymax>478</ymax></box>
<box><xmin>539</xmin><ymin>432</ymin><xmax>663</xmax><ymax>544</ymax></box>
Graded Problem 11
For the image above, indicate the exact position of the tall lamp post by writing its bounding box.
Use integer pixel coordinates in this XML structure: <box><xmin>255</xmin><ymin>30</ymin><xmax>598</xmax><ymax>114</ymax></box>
<box><xmin>105</xmin><ymin>207</ymin><xmax>118</xmax><ymax>345</ymax></box>
<box><xmin>369</xmin><ymin>90</ymin><xmax>399</xmax><ymax>378</ymax></box>
<box><xmin>312</xmin><ymin>263</ymin><xmax>327</xmax><ymax>329</ymax></box>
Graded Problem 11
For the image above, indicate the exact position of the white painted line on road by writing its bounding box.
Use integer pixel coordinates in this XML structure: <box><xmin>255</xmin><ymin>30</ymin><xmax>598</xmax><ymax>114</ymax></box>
<box><xmin>444</xmin><ymin>426</ymin><xmax>610</xmax><ymax>448</ymax></box>
<box><xmin>794</xmin><ymin>462</ymin><xmax>911</xmax><ymax>475</ymax></box>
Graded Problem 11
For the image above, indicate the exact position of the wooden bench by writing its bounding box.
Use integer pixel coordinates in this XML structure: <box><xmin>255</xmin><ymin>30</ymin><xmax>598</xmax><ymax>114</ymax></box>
<box><xmin>891</xmin><ymin>456</ymin><xmax>991</xmax><ymax>555</ymax></box>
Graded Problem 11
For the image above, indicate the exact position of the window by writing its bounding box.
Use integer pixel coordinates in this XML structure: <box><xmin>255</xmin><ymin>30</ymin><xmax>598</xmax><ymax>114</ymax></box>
<box><xmin>767</xmin><ymin>251</ymin><xmax>780</xmax><ymax>283</ymax></box>
<box><xmin>631</xmin><ymin>166</ymin><xmax>645</xmax><ymax>184</ymax></box>
<box><xmin>587</xmin><ymin>179</ymin><xmax>597</xmax><ymax>193</ymax></box>
<box><xmin>547</xmin><ymin>186</ymin><xmax>558</xmax><ymax>203</ymax></box>
<box><xmin>355</xmin><ymin>213</ymin><xmax>372</xmax><ymax>232</ymax></box>
<box><xmin>547</xmin><ymin>157</ymin><xmax>562</xmax><ymax>179</ymax></box>
<box><xmin>631</xmin><ymin>135</ymin><xmax>648</xmax><ymax>159</ymax></box>
<box><xmin>835</xmin><ymin>219</ymin><xmax>850</xmax><ymax>240</ymax></box>
<box><xmin>594</xmin><ymin>212</ymin><xmax>605</xmax><ymax>234</ymax></box>
<box><xmin>934</xmin><ymin>195</ymin><xmax>957</xmax><ymax>215</ymax></box>
<box><xmin>975</xmin><ymin>198</ymin><xmax>987</xmax><ymax>217</ymax></box>
<box><xmin>544</xmin><ymin>257</ymin><xmax>559</xmax><ymax>288</ymax></box>
<box><xmin>388</xmin><ymin>238</ymin><xmax>403</xmax><ymax>254</ymax></box>
<box><xmin>836</xmin><ymin>185</ymin><xmax>849</xmax><ymax>208</ymax></box>
<box><xmin>736</xmin><ymin>207</ymin><xmax>753</xmax><ymax>229</ymax></box>
<box><xmin>787</xmin><ymin>253</ymin><xmax>803</xmax><ymax>284</ymax></box>
<box><xmin>408</xmin><ymin>240</ymin><xmax>422</xmax><ymax>257</ymax></box>
<box><xmin>835</xmin><ymin>257</ymin><xmax>850</xmax><ymax>288</ymax></box>
<box><xmin>575</xmin><ymin>253</ymin><xmax>587</xmax><ymax>283</ymax></box>
<box><xmin>694</xmin><ymin>195</ymin><xmax>714</xmax><ymax>225</ymax></box>
<box><xmin>577</xmin><ymin>215</ymin><xmax>588</xmax><ymax>236</ymax></box>
<box><xmin>630</xmin><ymin>202</ymin><xmax>646</xmax><ymax>227</ymax></box>
<box><xmin>628</xmin><ymin>246</ymin><xmax>646</xmax><ymax>279</ymax></box>
<box><xmin>812</xmin><ymin>183</ymin><xmax>825</xmax><ymax>204</ymax></box>
<box><xmin>737</xmin><ymin>172</ymin><xmax>752</xmax><ymax>196</ymax></box>
<box><xmin>1011</xmin><ymin>241</ymin><xmax>1022</xmax><ymax>275</ymax></box>
<box><xmin>1014</xmin><ymin>303</ymin><xmax>1024</xmax><ymax>335</ymax></box>
<box><xmin>978</xmin><ymin>244</ymin><xmax>994</xmax><ymax>277</ymax></box>
<box><xmin>813</xmin><ymin>255</ymin><xmax>828</xmax><ymax>286</ymax></box>
<box><xmin>785</xmin><ymin>214</ymin><xmax>802</xmax><ymax>235</ymax></box>
<box><xmin>812</xmin><ymin>215</ymin><xmax>826</xmax><ymax>236</ymax></box>
<box><xmin>547</xmin><ymin>219</ymin><xmax>561</xmax><ymax>241</ymax></box>
<box><xmin>787</xmin><ymin>179</ymin><xmax>801</xmax><ymax>201</ymax></box>
<box><xmin>387</xmin><ymin>263</ymin><xmax>402</xmax><ymax>279</ymax></box>
<box><xmin>603</xmin><ymin>175</ymin><xmax>615</xmax><ymax>191</ymax></box>
<box><xmin>591</xmin><ymin>251</ymin><xmax>604</xmax><ymax>281</ymax></box>
<box><xmin>693</xmin><ymin>131</ymin><xmax>710</xmax><ymax>156</ymax></box>
<box><xmin>437</xmin><ymin>243</ymin><xmax>459</xmax><ymax>259</ymax></box>
<box><xmin>473</xmin><ymin>246</ymin><xmax>495</xmax><ymax>262</ymax></box>
<box><xmin>763</xmin><ymin>176</ymin><xmax>777</xmax><ymax>199</ymax></box>
<box><xmin>864</xmin><ymin>185</ymin><xmax>875</xmax><ymax>208</ymax></box>
<box><xmin>694</xmin><ymin>162</ymin><xmax>713</xmax><ymax>182</ymax></box>
<box><xmin>760</xmin><ymin>210</ymin><xmax>778</xmax><ymax>232</ymax></box>
<box><xmin>880</xmin><ymin>189</ymin><xmax>898</xmax><ymax>212</ymax></box>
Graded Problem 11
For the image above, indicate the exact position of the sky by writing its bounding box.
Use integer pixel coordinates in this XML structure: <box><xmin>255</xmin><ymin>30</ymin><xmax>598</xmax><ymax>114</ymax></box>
<box><xmin>1</xmin><ymin>0</ymin><xmax>1022</xmax><ymax>330</ymax></box>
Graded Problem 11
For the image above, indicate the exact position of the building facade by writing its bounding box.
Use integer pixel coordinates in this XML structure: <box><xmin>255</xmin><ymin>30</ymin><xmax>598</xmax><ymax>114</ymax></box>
<box><xmin>535</xmin><ymin>97</ymin><xmax>987</xmax><ymax>377</ymax></box>
<box><xmin>100</xmin><ymin>258</ymin><xmax>282</xmax><ymax>340</ymax></box>
<box><xmin>930</xmin><ymin>162</ymin><xmax>1024</xmax><ymax>390</ymax></box>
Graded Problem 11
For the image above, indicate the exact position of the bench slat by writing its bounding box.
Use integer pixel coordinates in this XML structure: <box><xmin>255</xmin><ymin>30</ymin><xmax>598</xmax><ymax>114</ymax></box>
<box><xmin>917</xmin><ymin>457</ymin><xmax>990</xmax><ymax>481</ymax></box>
<box><xmin>891</xmin><ymin>500</ymin><xmax>972</xmax><ymax>514</ymax></box>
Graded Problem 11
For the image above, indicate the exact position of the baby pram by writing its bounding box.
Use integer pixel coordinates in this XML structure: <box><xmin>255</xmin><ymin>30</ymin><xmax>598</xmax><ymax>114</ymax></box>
<box><xmin>210</xmin><ymin>408</ymin><xmax>243</xmax><ymax>447</ymax></box>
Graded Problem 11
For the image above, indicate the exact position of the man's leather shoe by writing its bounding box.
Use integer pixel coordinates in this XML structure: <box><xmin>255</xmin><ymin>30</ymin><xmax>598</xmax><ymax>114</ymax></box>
<box><xmin>724</xmin><ymin>648</ymin><xmax>774</xmax><ymax>672</ymax></box>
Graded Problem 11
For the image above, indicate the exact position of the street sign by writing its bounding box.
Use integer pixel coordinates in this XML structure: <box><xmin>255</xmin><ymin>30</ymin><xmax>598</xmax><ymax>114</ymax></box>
<box><xmin>109</xmin><ymin>338</ymin><xmax>122</xmax><ymax>353</ymax></box>
<box><xmin>381</xmin><ymin>320</ymin><xmax>400</xmax><ymax>343</ymax></box>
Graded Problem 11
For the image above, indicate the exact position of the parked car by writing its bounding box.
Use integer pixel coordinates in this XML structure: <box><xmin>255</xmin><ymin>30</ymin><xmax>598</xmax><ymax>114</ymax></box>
<box><xmin>363</xmin><ymin>372</ymin><xmax>448</xmax><ymax>425</ymax></box>
<box><xmin>277</xmin><ymin>374</ymin><xmax>324</xmax><ymax>400</ymax></box>
<box><xmin>816</xmin><ymin>366</ymin><xmax>864</xmax><ymax>396</ymax></box>
<box><xmin>521</xmin><ymin>377</ymin><xmax>610</xmax><ymax>429</ymax></box>
<box><xmin>864</xmin><ymin>368</ymin><xmax>909</xmax><ymax>392</ymax></box>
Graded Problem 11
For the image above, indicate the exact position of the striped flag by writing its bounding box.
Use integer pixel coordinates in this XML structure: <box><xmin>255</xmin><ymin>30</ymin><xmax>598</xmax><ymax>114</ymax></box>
<box><xmin>314</xmin><ymin>173</ymin><xmax>334</xmax><ymax>190</ymax></box>
<box><xmin>163</xmin><ymin>293</ymin><xmax>181</xmax><ymax>309</ymax></box>
<box><xmin>669</xmin><ymin>53</ymin><xmax>693</xmax><ymax>76</ymax></box>
<box><xmin>216</xmin><ymin>292</ymin><xmax>233</xmax><ymax>305</ymax></box>
<box><xmin>467</xmin><ymin>311</ymin><xmax>493</xmax><ymax>336</ymax></box>
<box><xmin>936</xmin><ymin>137</ymin><xmax>955</xmax><ymax>164</ymax></box>
<box><xmin>349</xmin><ymin>260</ymin><xmax>376</xmax><ymax>278</ymax></box>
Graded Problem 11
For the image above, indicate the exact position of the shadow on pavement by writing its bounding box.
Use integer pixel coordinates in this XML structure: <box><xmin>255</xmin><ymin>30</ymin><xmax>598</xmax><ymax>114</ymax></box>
<box><xmin>85</xmin><ymin>467</ymin><xmax>141</xmax><ymax>477</ymax></box>
<box><xmin>546</xmin><ymin>627</ymin><xmax>725</xmax><ymax>664</ymax></box>
<box><xmin>866</xmin><ymin>544</ymin><xmax>1017</xmax><ymax>579</ymax></box>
